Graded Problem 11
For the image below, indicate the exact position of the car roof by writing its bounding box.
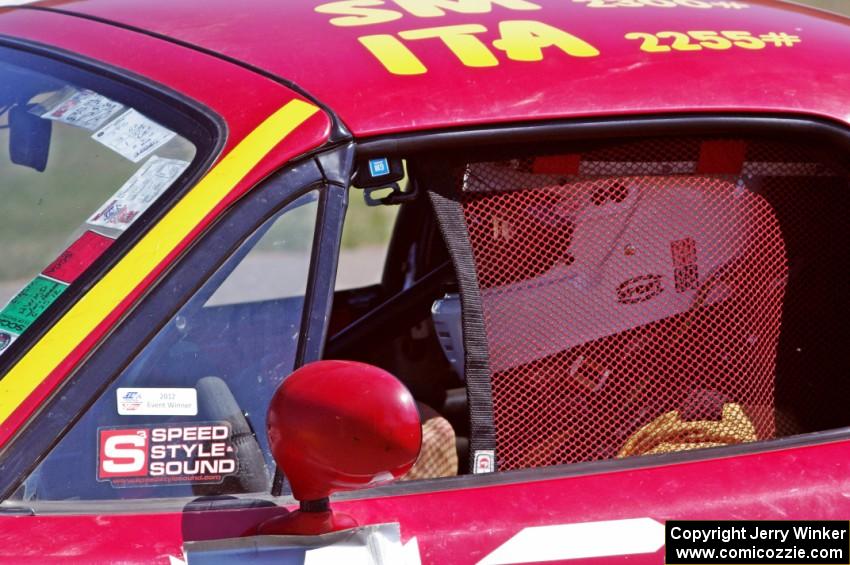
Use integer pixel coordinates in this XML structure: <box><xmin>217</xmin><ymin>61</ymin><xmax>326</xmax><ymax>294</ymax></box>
<box><xmin>6</xmin><ymin>0</ymin><xmax>850</xmax><ymax>137</ymax></box>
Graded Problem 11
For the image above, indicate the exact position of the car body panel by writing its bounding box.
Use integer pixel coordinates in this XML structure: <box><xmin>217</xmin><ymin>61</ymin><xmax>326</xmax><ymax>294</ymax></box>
<box><xmin>21</xmin><ymin>0</ymin><xmax>850</xmax><ymax>135</ymax></box>
<box><xmin>2</xmin><ymin>438</ymin><xmax>850</xmax><ymax>563</ymax></box>
<box><xmin>0</xmin><ymin>9</ymin><xmax>332</xmax><ymax>446</ymax></box>
<box><xmin>1</xmin><ymin>3</ymin><xmax>850</xmax><ymax>565</ymax></box>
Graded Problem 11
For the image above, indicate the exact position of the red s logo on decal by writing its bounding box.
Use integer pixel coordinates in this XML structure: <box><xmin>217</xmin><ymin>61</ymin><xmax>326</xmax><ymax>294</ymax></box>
<box><xmin>98</xmin><ymin>428</ymin><xmax>149</xmax><ymax>479</ymax></box>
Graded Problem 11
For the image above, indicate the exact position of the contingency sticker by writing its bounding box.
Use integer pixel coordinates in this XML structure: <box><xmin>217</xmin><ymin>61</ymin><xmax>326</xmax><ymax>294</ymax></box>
<box><xmin>41</xmin><ymin>90</ymin><xmax>124</xmax><ymax>131</ymax></box>
<box><xmin>97</xmin><ymin>423</ymin><xmax>238</xmax><ymax>487</ymax></box>
<box><xmin>117</xmin><ymin>388</ymin><xmax>198</xmax><ymax>416</ymax></box>
<box><xmin>92</xmin><ymin>109</ymin><xmax>177</xmax><ymax>163</ymax></box>
<box><xmin>0</xmin><ymin>276</ymin><xmax>67</xmax><ymax>335</ymax></box>
<box><xmin>87</xmin><ymin>156</ymin><xmax>190</xmax><ymax>230</ymax></box>
<box><xmin>42</xmin><ymin>230</ymin><xmax>115</xmax><ymax>284</ymax></box>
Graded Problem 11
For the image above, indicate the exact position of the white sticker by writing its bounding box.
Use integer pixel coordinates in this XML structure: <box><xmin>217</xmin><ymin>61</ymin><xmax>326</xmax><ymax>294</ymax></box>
<box><xmin>92</xmin><ymin>109</ymin><xmax>177</xmax><ymax>163</ymax></box>
<box><xmin>42</xmin><ymin>90</ymin><xmax>123</xmax><ymax>131</ymax></box>
<box><xmin>473</xmin><ymin>449</ymin><xmax>496</xmax><ymax>474</ymax></box>
<box><xmin>88</xmin><ymin>156</ymin><xmax>189</xmax><ymax>230</ymax></box>
<box><xmin>117</xmin><ymin>388</ymin><xmax>198</xmax><ymax>416</ymax></box>
<box><xmin>0</xmin><ymin>330</ymin><xmax>18</xmax><ymax>355</ymax></box>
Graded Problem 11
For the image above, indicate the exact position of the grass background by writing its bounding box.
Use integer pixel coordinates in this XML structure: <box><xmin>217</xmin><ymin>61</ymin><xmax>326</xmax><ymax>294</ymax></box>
<box><xmin>794</xmin><ymin>0</ymin><xmax>850</xmax><ymax>15</ymax></box>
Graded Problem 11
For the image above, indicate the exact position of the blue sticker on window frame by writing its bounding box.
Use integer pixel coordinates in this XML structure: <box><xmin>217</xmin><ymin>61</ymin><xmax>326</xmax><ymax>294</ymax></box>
<box><xmin>368</xmin><ymin>158</ymin><xmax>390</xmax><ymax>178</ymax></box>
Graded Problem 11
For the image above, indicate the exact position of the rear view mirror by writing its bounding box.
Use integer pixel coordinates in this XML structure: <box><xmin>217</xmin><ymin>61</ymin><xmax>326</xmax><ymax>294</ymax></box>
<box><xmin>258</xmin><ymin>360</ymin><xmax>421</xmax><ymax>535</ymax></box>
<box><xmin>9</xmin><ymin>105</ymin><xmax>51</xmax><ymax>172</ymax></box>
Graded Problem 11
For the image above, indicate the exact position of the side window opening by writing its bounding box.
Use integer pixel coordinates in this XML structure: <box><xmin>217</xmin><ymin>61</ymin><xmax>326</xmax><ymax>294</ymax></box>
<box><xmin>329</xmin><ymin>178</ymin><xmax>467</xmax><ymax>479</ymax></box>
<box><xmin>336</xmin><ymin>187</ymin><xmax>399</xmax><ymax>292</ymax></box>
<box><xmin>330</xmin><ymin>134</ymin><xmax>850</xmax><ymax>482</ymax></box>
<box><xmin>16</xmin><ymin>191</ymin><xmax>318</xmax><ymax>503</ymax></box>
<box><xmin>325</xmin><ymin>177</ymin><xmax>403</xmax><ymax>350</ymax></box>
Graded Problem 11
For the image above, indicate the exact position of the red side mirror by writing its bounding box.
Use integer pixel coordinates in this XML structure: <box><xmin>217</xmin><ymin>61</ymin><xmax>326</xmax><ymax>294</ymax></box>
<box><xmin>257</xmin><ymin>360</ymin><xmax>421</xmax><ymax>535</ymax></box>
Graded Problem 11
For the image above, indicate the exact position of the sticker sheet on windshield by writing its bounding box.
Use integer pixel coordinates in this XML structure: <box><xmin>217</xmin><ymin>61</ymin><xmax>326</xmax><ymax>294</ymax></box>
<box><xmin>88</xmin><ymin>156</ymin><xmax>190</xmax><ymax>230</ymax></box>
<box><xmin>41</xmin><ymin>90</ymin><xmax>124</xmax><ymax>131</ymax></box>
<box><xmin>97</xmin><ymin>422</ymin><xmax>239</xmax><ymax>487</ymax></box>
<box><xmin>42</xmin><ymin>230</ymin><xmax>115</xmax><ymax>284</ymax></box>
<box><xmin>0</xmin><ymin>276</ymin><xmax>67</xmax><ymax>335</ymax></box>
<box><xmin>92</xmin><ymin>109</ymin><xmax>177</xmax><ymax>163</ymax></box>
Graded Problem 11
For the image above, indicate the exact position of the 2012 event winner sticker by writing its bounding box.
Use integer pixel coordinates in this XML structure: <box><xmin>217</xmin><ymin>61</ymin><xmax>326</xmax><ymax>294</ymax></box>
<box><xmin>117</xmin><ymin>388</ymin><xmax>198</xmax><ymax>416</ymax></box>
<box><xmin>97</xmin><ymin>423</ymin><xmax>238</xmax><ymax>487</ymax></box>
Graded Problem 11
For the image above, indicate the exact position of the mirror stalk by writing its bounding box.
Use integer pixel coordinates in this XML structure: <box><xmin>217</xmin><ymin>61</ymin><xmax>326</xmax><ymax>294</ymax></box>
<box><xmin>257</xmin><ymin>498</ymin><xmax>357</xmax><ymax>536</ymax></box>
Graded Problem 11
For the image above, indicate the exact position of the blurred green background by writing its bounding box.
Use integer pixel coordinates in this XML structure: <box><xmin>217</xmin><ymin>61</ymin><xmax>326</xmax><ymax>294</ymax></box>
<box><xmin>794</xmin><ymin>0</ymin><xmax>850</xmax><ymax>15</ymax></box>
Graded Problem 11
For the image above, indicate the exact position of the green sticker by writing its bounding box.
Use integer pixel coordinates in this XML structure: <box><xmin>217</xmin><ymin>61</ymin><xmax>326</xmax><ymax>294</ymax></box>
<box><xmin>0</xmin><ymin>276</ymin><xmax>67</xmax><ymax>335</ymax></box>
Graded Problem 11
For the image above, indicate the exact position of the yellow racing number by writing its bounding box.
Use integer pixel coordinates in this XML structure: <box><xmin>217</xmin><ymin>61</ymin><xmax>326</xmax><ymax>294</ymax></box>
<box><xmin>626</xmin><ymin>30</ymin><xmax>791</xmax><ymax>53</ymax></box>
<box><xmin>688</xmin><ymin>30</ymin><xmax>733</xmax><ymax>50</ymax></box>
<box><xmin>625</xmin><ymin>32</ymin><xmax>670</xmax><ymax>52</ymax></box>
<box><xmin>720</xmin><ymin>30</ymin><xmax>766</xmax><ymax>50</ymax></box>
<box><xmin>656</xmin><ymin>31</ymin><xmax>701</xmax><ymax>51</ymax></box>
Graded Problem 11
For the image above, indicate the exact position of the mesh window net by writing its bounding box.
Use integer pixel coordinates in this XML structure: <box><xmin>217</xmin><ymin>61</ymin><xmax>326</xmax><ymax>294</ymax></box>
<box><xmin>439</xmin><ymin>137</ymin><xmax>850</xmax><ymax>471</ymax></box>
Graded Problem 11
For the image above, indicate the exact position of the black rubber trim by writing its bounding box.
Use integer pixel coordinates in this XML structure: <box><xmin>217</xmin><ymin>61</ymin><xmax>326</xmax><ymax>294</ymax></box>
<box><xmin>17</xmin><ymin>5</ymin><xmax>352</xmax><ymax>143</ymax></box>
<box><xmin>333</xmin><ymin>424</ymin><xmax>850</xmax><ymax>501</ymax></box>
<box><xmin>300</xmin><ymin>498</ymin><xmax>330</xmax><ymax>513</ymax></box>
<box><xmin>295</xmin><ymin>145</ymin><xmax>354</xmax><ymax>365</ymax></box>
<box><xmin>0</xmin><ymin>36</ymin><xmax>225</xmax><ymax>379</ymax></box>
<box><xmin>355</xmin><ymin>113</ymin><xmax>850</xmax><ymax>157</ymax></box>
<box><xmin>418</xmin><ymin>162</ymin><xmax>498</xmax><ymax>472</ymax></box>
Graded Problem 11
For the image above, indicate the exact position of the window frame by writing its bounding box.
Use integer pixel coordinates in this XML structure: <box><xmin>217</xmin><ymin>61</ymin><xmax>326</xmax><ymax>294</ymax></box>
<box><xmin>0</xmin><ymin>144</ymin><xmax>354</xmax><ymax>510</ymax></box>
<box><xmin>326</xmin><ymin>114</ymin><xmax>850</xmax><ymax>499</ymax></box>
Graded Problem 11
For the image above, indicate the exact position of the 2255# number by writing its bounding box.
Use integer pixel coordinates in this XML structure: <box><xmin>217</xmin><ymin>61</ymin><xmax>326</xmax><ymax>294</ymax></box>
<box><xmin>625</xmin><ymin>30</ymin><xmax>767</xmax><ymax>52</ymax></box>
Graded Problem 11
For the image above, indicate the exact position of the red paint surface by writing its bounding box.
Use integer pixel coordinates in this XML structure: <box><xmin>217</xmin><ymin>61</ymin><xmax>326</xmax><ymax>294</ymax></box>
<box><xmin>0</xmin><ymin>9</ymin><xmax>329</xmax><ymax>156</ymax></box>
<box><xmin>42</xmin><ymin>231</ymin><xmax>114</xmax><ymax>284</ymax></box>
<box><xmin>0</xmin><ymin>10</ymin><xmax>332</xmax><ymax>446</ymax></box>
<box><xmin>12</xmin><ymin>0</ymin><xmax>850</xmax><ymax>136</ymax></box>
<box><xmin>2</xmin><ymin>438</ymin><xmax>850</xmax><ymax>563</ymax></box>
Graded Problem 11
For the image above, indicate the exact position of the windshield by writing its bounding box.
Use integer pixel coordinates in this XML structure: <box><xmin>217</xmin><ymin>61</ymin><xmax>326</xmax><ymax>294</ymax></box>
<box><xmin>12</xmin><ymin>191</ymin><xmax>318</xmax><ymax>503</ymax></box>
<box><xmin>0</xmin><ymin>49</ymin><xmax>197</xmax><ymax>356</ymax></box>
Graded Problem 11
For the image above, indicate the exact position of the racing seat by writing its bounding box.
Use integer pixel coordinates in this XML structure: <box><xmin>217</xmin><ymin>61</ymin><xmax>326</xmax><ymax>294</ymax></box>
<box><xmin>402</xmin><ymin>403</ymin><xmax>459</xmax><ymax>481</ymax></box>
<box><xmin>423</xmin><ymin>138</ymin><xmax>793</xmax><ymax>472</ymax></box>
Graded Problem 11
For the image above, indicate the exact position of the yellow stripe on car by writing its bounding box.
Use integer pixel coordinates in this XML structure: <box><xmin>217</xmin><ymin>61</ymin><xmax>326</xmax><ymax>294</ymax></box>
<box><xmin>0</xmin><ymin>98</ymin><xmax>320</xmax><ymax>425</ymax></box>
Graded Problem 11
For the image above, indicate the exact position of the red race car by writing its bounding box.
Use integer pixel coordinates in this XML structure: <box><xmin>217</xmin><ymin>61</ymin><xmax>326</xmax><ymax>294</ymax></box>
<box><xmin>1</xmin><ymin>0</ymin><xmax>850</xmax><ymax>563</ymax></box>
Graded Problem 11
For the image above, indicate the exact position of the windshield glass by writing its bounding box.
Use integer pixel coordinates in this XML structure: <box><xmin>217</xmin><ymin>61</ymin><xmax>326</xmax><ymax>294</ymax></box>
<box><xmin>0</xmin><ymin>49</ymin><xmax>197</xmax><ymax>355</ymax></box>
<box><xmin>13</xmin><ymin>191</ymin><xmax>318</xmax><ymax>504</ymax></box>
